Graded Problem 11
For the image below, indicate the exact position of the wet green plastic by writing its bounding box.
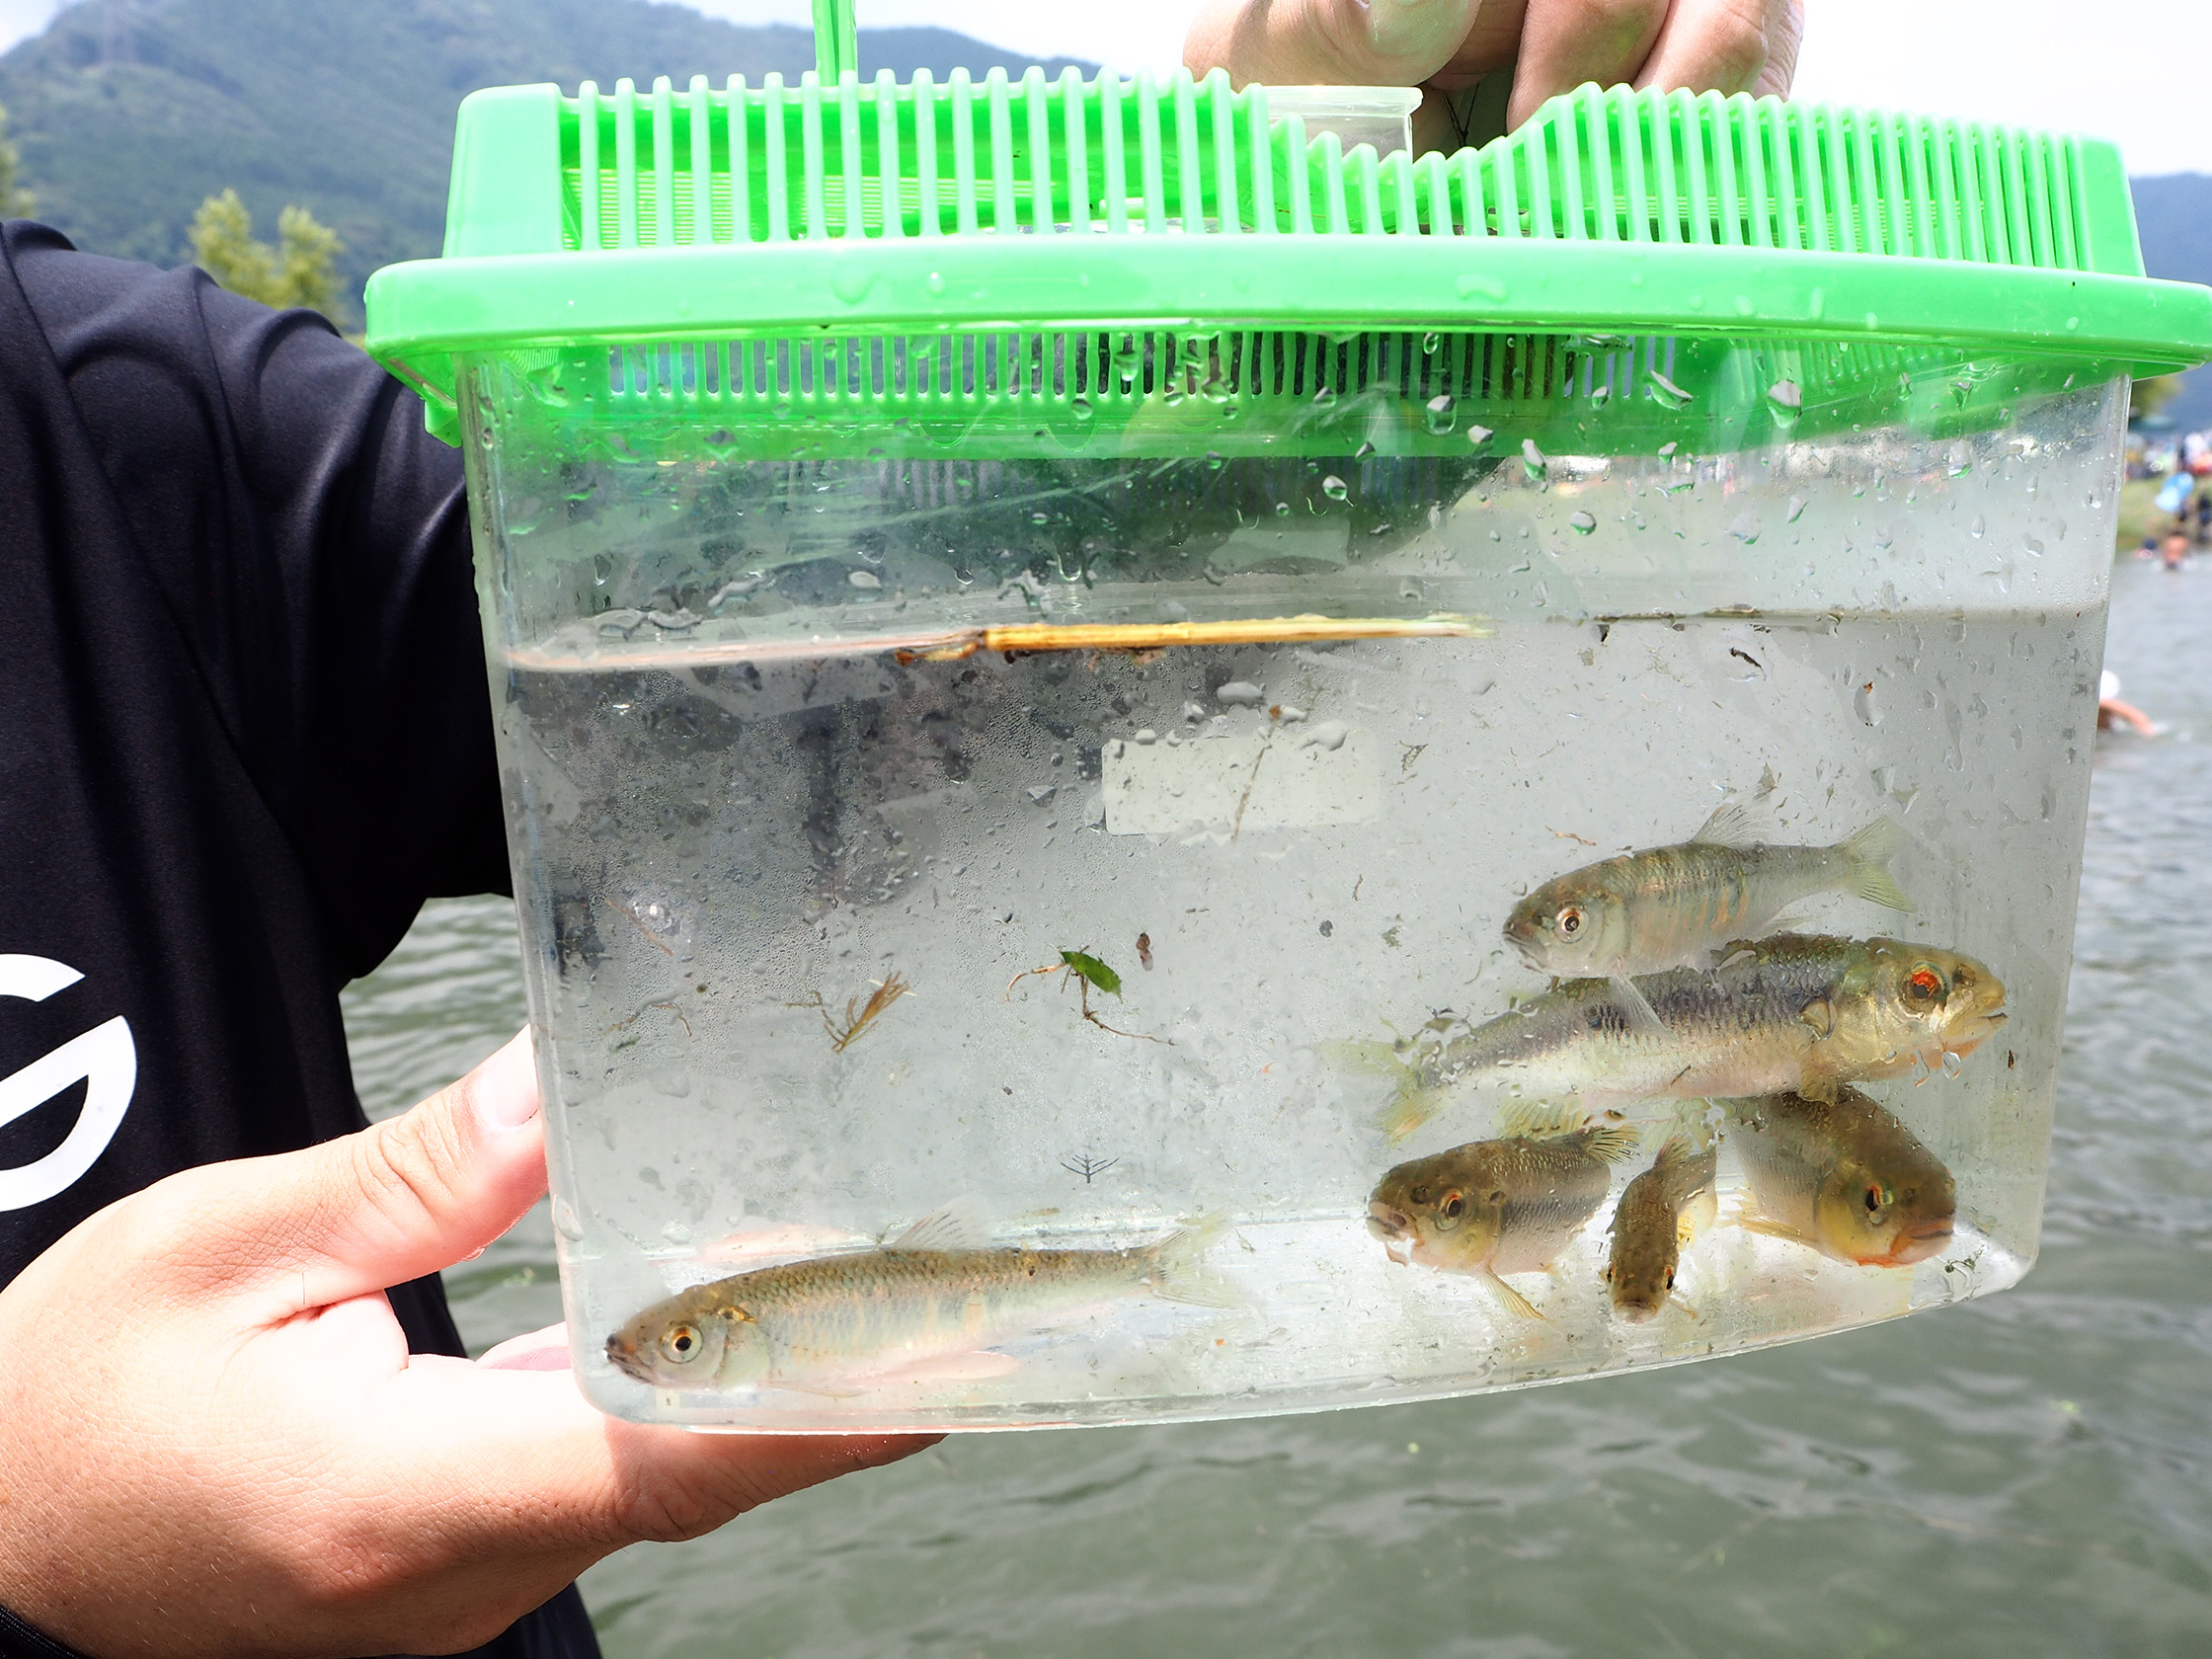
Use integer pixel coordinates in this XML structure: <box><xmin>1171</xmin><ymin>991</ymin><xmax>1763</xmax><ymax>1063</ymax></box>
<box><xmin>367</xmin><ymin>68</ymin><xmax>2212</xmax><ymax>448</ymax></box>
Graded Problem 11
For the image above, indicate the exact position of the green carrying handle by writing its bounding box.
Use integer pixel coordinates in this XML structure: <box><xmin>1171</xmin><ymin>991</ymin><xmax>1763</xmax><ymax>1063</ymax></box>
<box><xmin>812</xmin><ymin>0</ymin><xmax>857</xmax><ymax>82</ymax></box>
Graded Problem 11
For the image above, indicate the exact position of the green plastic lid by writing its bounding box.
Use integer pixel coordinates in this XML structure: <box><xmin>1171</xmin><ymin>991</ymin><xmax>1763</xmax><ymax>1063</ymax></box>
<box><xmin>366</xmin><ymin>30</ymin><xmax>2212</xmax><ymax>451</ymax></box>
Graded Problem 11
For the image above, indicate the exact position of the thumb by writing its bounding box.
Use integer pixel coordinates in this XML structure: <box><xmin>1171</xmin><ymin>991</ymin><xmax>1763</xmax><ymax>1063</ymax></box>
<box><xmin>1186</xmin><ymin>0</ymin><xmax>1477</xmax><ymax>92</ymax></box>
<box><xmin>212</xmin><ymin>1029</ymin><xmax>548</xmax><ymax>1316</ymax></box>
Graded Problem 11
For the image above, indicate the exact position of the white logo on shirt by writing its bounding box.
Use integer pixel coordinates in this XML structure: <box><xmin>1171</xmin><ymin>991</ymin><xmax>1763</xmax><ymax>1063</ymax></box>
<box><xmin>0</xmin><ymin>955</ymin><xmax>137</xmax><ymax>1212</ymax></box>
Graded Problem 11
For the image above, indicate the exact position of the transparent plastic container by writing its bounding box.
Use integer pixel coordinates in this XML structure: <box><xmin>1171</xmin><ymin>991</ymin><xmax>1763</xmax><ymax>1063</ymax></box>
<box><xmin>368</xmin><ymin>60</ymin><xmax>2212</xmax><ymax>1430</ymax></box>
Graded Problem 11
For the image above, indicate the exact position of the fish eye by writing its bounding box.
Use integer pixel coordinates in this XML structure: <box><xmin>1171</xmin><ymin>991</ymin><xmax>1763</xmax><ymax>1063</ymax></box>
<box><xmin>1905</xmin><ymin>965</ymin><xmax>1945</xmax><ymax>1005</ymax></box>
<box><xmin>661</xmin><ymin>1322</ymin><xmax>704</xmax><ymax>1365</ymax></box>
<box><xmin>1556</xmin><ymin>905</ymin><xmax>1585</xmax><ymax>937</ymax></box>
<box><xmin>1440</xmin><ymin>1191</ymin><xmax>1466</xmax><ymax>1221</ymax></box>
<box><xmin>1665</xmin><ymin>1270</ymin><xmax>1676</xmax><ymax>1290</ymax></box>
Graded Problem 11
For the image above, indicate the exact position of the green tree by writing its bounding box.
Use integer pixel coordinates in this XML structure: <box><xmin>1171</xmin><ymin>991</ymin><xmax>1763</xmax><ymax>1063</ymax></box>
<box><xmin>0</xmin><ymin>100</ymin><xmax>34</xmax><ymax>219</ymax></box>
<box><xmin>188</xmin><ymin>189</ymin><xmax>343</xmax><ymax>321</ymax></box>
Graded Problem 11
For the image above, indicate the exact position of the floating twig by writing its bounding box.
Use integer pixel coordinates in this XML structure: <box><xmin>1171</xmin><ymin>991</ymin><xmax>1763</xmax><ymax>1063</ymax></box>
<box><xmin>601</xmin><ymin>895</ymin><xmax>675</xmax><ymax>956</ymax></box>
<box><xmin>894</xmin><ymin>614</ymin><xmax>1484</xmax><ymax>665</ymax></box>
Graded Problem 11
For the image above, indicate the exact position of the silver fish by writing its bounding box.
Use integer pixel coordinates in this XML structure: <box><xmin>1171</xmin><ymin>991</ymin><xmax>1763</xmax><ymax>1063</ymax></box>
<box><xmin>1721</xmin><ymin>1089</ymin><xmax>1955</xmax><ymax>1267</ymax></box>
<box><xmin>1374</xmin><ymin>934</ymin><xmax>2005</xmax><ymax>1141</ymax></box>
<box><xmin>604</xmin><ymin>1204</ymin><xmax>1232</xmax><ymax>1392</ymax></box>
<box><xmin>1504</xmin><ymin>809</ymin><xmax>1912</xmax><ymax>1033</ymax></box>
<box><xmin>1367</xmin><ymin>1104</ymin><xmax>1640</xmax><ymax>1318</ymax></box>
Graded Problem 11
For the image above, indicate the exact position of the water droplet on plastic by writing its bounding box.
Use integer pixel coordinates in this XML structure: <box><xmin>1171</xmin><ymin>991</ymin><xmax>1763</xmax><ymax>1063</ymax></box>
<box><xmin>1204</xmin><ymin>451</ymin><xmax>1224</xmax><ymax>471</ymax></box>
<box><xmin>848</xmin><ymin>570</ymin><xmax>882</xmax><ymax>590</ymax></box>
<box><xmin>1322</xmin><ymin>475</ymin><xmax>1350</xmax><ymax>503</ymax></box>
<box><xmin>1728</xmin><ymin>510</ymin><xmax>1763</xmax><ymax>545</ymax></box>
<box><xmin>1275</xmin><ymin>501</ymin><xmax>1293</xmax><ymax>516</ymax></box>
<box><xmin>1767</xmin><ymin>379</ymin><xmax>1802</xmax><ymax>420</ymax></box>
<box><xmin>1027</xmin><ymin>784</ymin><xmax>1058</xmax><ymax>806</ymax></box>
<box><xmin>1940</xmin><ymin>1048</ymin><xmax>1964</xmax><ymax>1079</ymax></box>
<box><xmin>1521</xmin><ymin>439</ymin><xmax>1547</xmax><ymax>483</ymax></box>
<box><xmin>1786</xmin><ymin>496</ymin><xmax>1807</xmax><ymax>523</ymax></box>
<box><xmin>1587</xmin><ymin>383</ymin><xmax>1612</xmax><ymax>409</ymax></box>
<box><xmin>1466</xmin><ymin>425</ymin><xmax>1494</xmax><ymax>451</ymax></box>
<box><xmin>1216</xmin><ymin>680</ymin><xmax>1266</xmax><ymax>707</ymax></box>
<box><xmin>1569</xmin><ymin>511</ymin><xmax>1597</xmax><ymax>535</ymax></box>
<box><xmin>1644</xmin><ymin>370</ymin><xmax>1693</xmax><ymax>411</ymax></box>
<box><xmin>1424</xmin><ymin>393</ymin><xmax>1457</xmax><ymax>434</ymax></box>
<box><xmin>1310</xmin><ymin>386</ymin><xmax>1338</xmax><ymax>411</ymax></box>
<box><xmin>1422</xmin><ymin>331</ymin><xmax>1442</xmax><ymax>356</ymax></box>
<box><xmin>1031</xmin><ymin>510</ymin><xmax>1052</xmax><ymax>525</ymax></box>
<box><xmin>1657</xmin><ymin>440</ymin><xmax>1679</xmax><ymax>458</ymax></box>
<box><xmin>1070</xmin><ymin>397</ymin><xmax>1095</xmax><ymax>422</ymax></box>
<box><xmin>1970</xmin><ymin>514</ymin><xmax>1987</xmax><ymax>538</ymax></box>
<box><xmin>552</xmin><ymin>1198</ymin><xmax>586</xmax><ymax>1241</ymax></box>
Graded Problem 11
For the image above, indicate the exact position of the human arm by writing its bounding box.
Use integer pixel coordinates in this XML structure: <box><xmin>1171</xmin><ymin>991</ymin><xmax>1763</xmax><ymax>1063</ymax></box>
<box><xmin>0</xmin><ymin>1032</ymin><xmax>931</xmax><ymax>1659</ymax></box>
<box><xmin>1184</xmin><ymin>0</ymin><xmax>1804</xmax><ymax>148</ymax></box>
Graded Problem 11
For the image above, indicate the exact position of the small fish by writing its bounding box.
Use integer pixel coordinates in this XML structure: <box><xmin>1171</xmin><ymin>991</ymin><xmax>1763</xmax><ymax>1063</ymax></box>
<box><xmin>1366</xmin><ymin>1104</ymin><xmax>1640</xmax><ymax>1318</ymax></box>
<box><xmin>1721</xmin><ymin>1088</ymin><xmax>1956</xmax><ymax>1267</ymax></box>
<box><xmin>1605</xmin><ymin>1127</ymin><xmax>1721</xmax><ymax>1321</ymax></box>
<box><xmin>1371</xmin><ymin>934</ymin><xmax>2005</xmax><ymax>1142</ymax></box>
<box><xmin>604</xmin><ymin>1203</ymin><xmax>1234</xmax><ymax>1392</ymax></box>
<box><xmin>1505</xmin><ymin>809</ymin><xmax>1913</xmax><ymax>1033</ymax></box>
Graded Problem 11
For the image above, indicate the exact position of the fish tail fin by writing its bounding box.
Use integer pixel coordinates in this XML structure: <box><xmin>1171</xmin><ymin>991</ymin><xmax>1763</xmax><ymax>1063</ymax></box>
<box><xmin>1146</xmin><ymin>1213</ymin><xmax>1242</xmax><ymax>1308</ymax></box>
<box><xmin>1844</xmin><ymin>817</ymin><xmax>1915</xmax><ymax>912</ymax></box>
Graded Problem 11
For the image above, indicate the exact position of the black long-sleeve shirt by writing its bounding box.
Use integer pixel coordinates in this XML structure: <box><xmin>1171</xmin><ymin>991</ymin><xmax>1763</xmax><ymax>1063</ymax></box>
<box><xmin>0</xmin><ymin>221</ymin><xmax>595</xmax><ymax>1659</ymax></box>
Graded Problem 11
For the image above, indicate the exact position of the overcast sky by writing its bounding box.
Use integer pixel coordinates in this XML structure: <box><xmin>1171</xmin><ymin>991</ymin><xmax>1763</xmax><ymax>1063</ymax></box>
<box><xmin>2</xmin><ymin>0</ymin><xmax>2203</xmax><ymax>174</ymax></box>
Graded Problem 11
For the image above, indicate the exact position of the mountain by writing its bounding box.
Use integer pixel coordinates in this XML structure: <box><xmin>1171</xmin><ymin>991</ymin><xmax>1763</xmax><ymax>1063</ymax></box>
<box><xmin>0</xmin><ymin>0</ymin><xmax>1092</xmax><ymax>323</ymax></box>
<box><xmin>2130</xmin><ymin>173</ymin><xmax>2212</xmax><ymax>431</ymax></box>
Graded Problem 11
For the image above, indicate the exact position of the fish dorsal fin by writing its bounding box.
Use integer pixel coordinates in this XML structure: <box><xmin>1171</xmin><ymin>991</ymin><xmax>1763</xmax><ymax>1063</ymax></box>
<box><xmin>1497</xmin><ymin>1102</ymin><xmax>1591</xmax><ymax>1142</ymax></box>
<box><xmin>885</xmin><ymin>1198</ymin><xmax>991</xmax><ymax>1253</ymax></box>
<box><xmin>1585</xmin><ymin>1123</ymin><xmax>1643</xmax><ymax>1163</ymax></box>
<box><xmin>1692</xmin><ymin>800</ymin><xmax>1764</xmax><ymax>848</ymax></box>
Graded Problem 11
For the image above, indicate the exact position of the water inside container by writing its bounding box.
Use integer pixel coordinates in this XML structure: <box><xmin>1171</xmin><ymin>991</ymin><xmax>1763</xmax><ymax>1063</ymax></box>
<box><xmin>472</xmin><ymin>373</ymin><xmax>2124</xmax><ymax>1430</ymax></box>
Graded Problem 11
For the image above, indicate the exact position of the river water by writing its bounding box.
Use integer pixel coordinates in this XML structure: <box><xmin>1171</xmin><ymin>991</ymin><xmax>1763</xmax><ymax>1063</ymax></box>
<box><xmin>343</xmin><ymin>554</ymin><xmax>2212</xmax><ymax>1656</ymax></box>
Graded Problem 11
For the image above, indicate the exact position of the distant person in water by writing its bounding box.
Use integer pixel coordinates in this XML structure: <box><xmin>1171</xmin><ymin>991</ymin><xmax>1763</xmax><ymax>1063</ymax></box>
<box><xmin>2098</xmin><ymin>670</ymin><xmax>2158</xmax><ymax>735</ymax></box>
<box><xmin>2164</xmin><ymin>531</ymin><xmax>2190</xmax><ymax>569</ymax></box>
<box><xmin>2193</xmin><ymin>486</ymin><xmax>2210</xmax><ymax>547</ymax></box>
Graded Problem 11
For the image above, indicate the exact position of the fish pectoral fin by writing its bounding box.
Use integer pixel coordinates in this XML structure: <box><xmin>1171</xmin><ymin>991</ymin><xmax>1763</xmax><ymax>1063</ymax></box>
<box><xmin>1736</xmin><ymin>1213</ymin><xmax>1811</xmax><ymax>1247</ymax></box>
<box><xmin>853</xmin><ymin>1351</ymin><xmax>1026</xmax><ymax>1390</ymax></box>
<box><xmin>765</xmin><ymin>1377</ymin><xmax>873</xmax><ymax>1400</ymax></box>
<box><xmin>1676</xmin><ymin>1213</ymin><xmax>1700</xmax><ymax>1248</ymax></box>
<box><xmin>1797</xmin><ymin>1071</ymin><xmax>1840</xmax><ymax>1105</ymax></box>
<box><xmin>1671</xmin><ymin>1295</ymin><xmax>1705</xmax><ymax>1323</ymax></box>
<box><xmin>1377</xmin><ymin>1084</ymin><xmax>1447</xmax><ymax>1144</ymax></box>
<box><xmin>1481</xmin><ymin>1269</ymin><xmax>1545</xmax><ymax>1321</ymax></box>
<box><xmin>1608</xmin><ymin>974</ymin><xmax>1670</xmax><ymax>1038</ymax></box>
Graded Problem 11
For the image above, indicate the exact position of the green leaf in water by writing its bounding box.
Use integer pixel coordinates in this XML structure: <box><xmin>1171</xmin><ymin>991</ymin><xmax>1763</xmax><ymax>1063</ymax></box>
<box><xmin>1059</xmin><ymin>950</ymin><xmax>1122</xmax><ymax>997</ymax></box>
